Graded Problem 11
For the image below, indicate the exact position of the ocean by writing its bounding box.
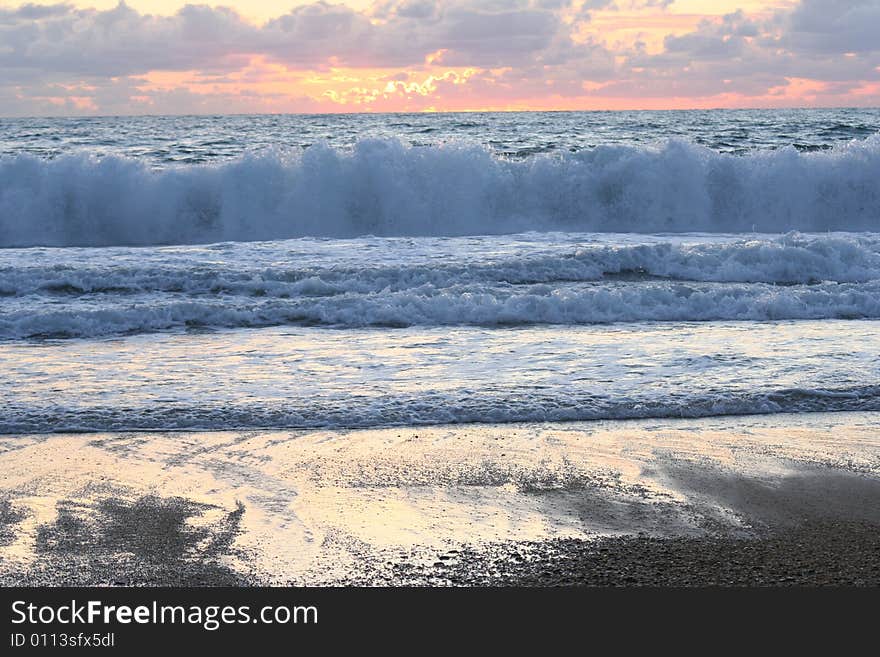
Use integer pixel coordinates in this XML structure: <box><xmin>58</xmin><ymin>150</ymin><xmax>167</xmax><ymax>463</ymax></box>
<box><xmin>1</xmin><ymin>108</ymin><xmax>879</xmax><ymax>434</ymax></box>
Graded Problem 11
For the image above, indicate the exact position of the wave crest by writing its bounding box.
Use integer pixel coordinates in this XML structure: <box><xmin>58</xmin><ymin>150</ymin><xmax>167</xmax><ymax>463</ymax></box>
<box><xmin>2</xmin><ymin>137</ymin><xmax>879</xmax><ymax>247</ymax></box>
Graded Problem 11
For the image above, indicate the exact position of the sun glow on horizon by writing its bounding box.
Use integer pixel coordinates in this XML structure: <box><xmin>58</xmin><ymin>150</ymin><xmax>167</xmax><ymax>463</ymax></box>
<box><xmin>1</xmin><ymin>0</ymin><xmax>877</xmax><ymax>116</ymax></box>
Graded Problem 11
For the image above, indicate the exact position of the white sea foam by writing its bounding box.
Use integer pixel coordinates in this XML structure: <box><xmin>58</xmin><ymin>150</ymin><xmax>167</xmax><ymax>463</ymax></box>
<box><xmin>3</xmin><ymin>313</ymin><xmax>878</xmax><ymax>432</ymax></box>
<box><xmin>2</xmin><ymin>233</ymin><xmax>879</xmax><ymax>338</ymax></box>
<box><xmin>3</xmin><ymin>113</ymin><xmax>879</xmax><ymax>433</ymax></box>
<box><xmin>2</xmin><ymin>278</ymin><xmax>880</xmax><ymax>339</ymax></box>
<box><xmin>3</xmin><ymin>385</ymin><xmax>879</xmax><ymax>434</ymax></box>
<box><xmin>1</xmin><ymin>234</ymin><xmax>878</xmax><ymax>295</ymax></box>
<box><xmin>2</xmin><ymin>137</ymin><xmax>879</xmax><ymax>247</ymax></box>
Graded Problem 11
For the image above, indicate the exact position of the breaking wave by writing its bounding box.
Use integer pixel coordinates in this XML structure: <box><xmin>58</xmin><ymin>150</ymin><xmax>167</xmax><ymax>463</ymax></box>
<box><xmin>3</xmin><ymin>233</ymin><xmax>880</xmax><ymax>339</ymax></box>
<box><xmin>2</xmin><ymin>136</ymin><xmax>879</xmax><ymax>247</ymax></box>
<box><xmin>3</xmin><ymin>279</ymin><xmax>880</xmax><ymax>339</ymax></box>
<box><xmin>3</xmin><ymin>233</ymin><xmax>880</xmax><ymax>296</ymax></box>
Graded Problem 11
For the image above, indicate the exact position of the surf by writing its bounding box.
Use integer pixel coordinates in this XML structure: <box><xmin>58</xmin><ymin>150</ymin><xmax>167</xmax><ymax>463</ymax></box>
<box><xmin>2</xmin><ymin>136</ymin><xmax>879</xmax><ymax>248</ymax></box>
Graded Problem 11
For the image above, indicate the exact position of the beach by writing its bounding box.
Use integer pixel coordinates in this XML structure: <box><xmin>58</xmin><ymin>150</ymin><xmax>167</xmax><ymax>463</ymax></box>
<box><xmin>2</xmin><ymin>412</ymin><xmax>878</xmax><ymax>586</ymax></box>
<box><xmin>2</xmin><ymin>109</ymin><xmax>880</xmax><ymax>589</ymax></box>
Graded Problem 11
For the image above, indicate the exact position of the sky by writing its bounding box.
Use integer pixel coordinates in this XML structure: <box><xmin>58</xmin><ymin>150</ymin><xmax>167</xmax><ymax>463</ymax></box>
<box><xmin>1</xmin><ymin>0</ymin><xmax>878</xmax><ymax>116</ymax></box>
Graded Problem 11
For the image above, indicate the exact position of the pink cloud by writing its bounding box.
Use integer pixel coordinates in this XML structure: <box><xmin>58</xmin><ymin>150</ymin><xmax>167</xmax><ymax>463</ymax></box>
<box><xmin>0</xmin><ymin>0</ymin><xmax>877</xmax><ymax>115</ymax></box>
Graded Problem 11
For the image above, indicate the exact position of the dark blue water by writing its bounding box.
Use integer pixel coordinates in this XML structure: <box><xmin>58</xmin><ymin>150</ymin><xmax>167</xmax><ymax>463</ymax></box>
<box><xmin>2</xmin><ymin>108</ymin><xmax>878</xmax><ymax>164</ymax></box>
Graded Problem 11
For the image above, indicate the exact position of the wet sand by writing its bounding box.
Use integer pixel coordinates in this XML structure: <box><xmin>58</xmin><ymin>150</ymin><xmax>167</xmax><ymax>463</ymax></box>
<box><xmin>1</xmin><ymin>412</ymin><xmax>879</xmax><ymax>586</ymax></box>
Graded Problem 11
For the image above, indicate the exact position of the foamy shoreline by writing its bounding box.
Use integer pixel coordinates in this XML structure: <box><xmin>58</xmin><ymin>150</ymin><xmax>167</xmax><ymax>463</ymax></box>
<box><xmin>1</xmin><ymin>412</ymin><xmax>879</xmax><ymax>586</ymax></box>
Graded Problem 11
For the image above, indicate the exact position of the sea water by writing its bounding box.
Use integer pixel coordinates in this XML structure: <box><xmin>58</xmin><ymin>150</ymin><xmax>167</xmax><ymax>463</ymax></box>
<box><xmin>1</xmin><ymin>109</ymin><xmax>878</xmax><ymax>433</ymax></box>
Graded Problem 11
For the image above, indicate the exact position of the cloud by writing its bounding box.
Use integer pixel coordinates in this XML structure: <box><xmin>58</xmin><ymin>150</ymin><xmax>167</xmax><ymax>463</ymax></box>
<box><xmin>614</xmin><ymin>2</ymin><xmax>880</xmax><ymax>101</ymax></box>
<box><xmin>784</xmin><ymin>0</ymin><xmax>880</xmax><ymax>54</ymax></box>
<box><xmin>0</xmin><ymin>1</ymin><xmax>566</xmax><ymax>74</ymax></box>
<box><xmin>0</xmin><ymin>0</ymin><xmax>878</xmax><ymax>115</ymax></box>
<box><xmin>0</xmin><ymin>2</ymin><xmax>255</xmax><ymax>77</ymax></box>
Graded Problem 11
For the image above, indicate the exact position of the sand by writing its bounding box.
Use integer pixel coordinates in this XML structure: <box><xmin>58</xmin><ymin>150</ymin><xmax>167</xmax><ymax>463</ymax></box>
<box><xmin>1</xmin><ymin>412</ymin><xmax>879</xmax><ymax>586</ymax></box>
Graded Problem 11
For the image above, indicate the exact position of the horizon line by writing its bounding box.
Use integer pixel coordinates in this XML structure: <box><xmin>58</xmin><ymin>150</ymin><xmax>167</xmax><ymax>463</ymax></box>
<box><xmin>4</xmin><ymin>104</ymin><xmax>879</xmax><ymax>121</ymax></box>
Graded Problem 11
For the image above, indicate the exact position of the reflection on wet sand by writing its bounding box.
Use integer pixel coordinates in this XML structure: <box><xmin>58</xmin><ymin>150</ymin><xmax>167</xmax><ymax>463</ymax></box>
<box><xmin>1</xmin><ymin>412</ymin><xmax>879</xmax><ymax>586</ymax></box>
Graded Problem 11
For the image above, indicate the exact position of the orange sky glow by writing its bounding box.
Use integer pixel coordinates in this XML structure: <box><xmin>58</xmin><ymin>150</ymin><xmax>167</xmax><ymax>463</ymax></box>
<box><xmin>1</xmin><ymin>0</ymin><xmax>878</xmax><ymax>115</ymax></box>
